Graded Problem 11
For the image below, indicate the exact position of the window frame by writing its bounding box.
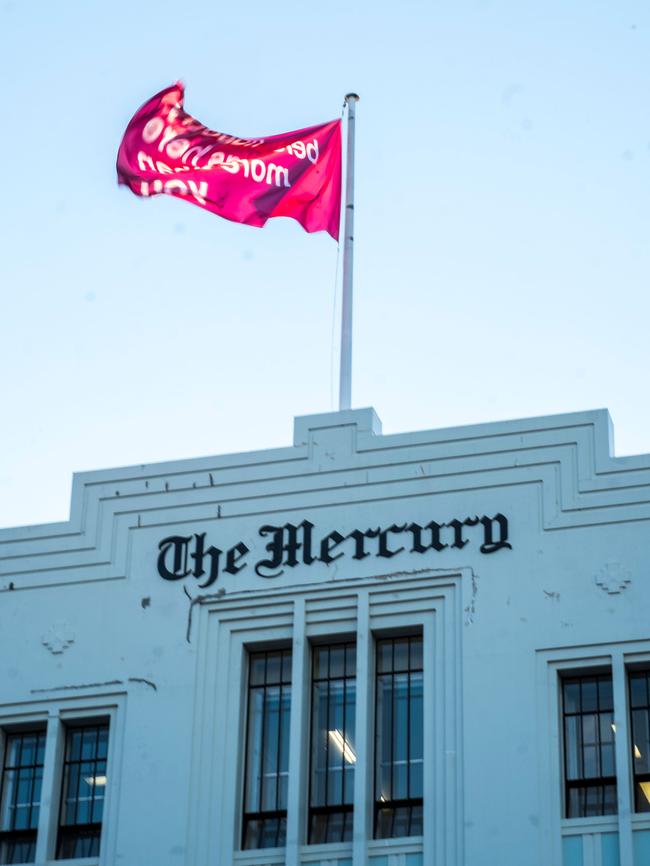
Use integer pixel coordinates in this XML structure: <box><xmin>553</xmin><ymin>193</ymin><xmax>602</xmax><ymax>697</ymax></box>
<box><xmin>193</xmin><ymin>575</ymin><xmax>459</xmax><ymax>866</ymax></box>
<box><xmin>372</xmin><ymin>632</ymin><xmax>424</xmax><ymax>840</ymax></box>
<box><xmin>560</xmin><ymin>671</ymin><xmax>617</xmax><ymax>819</ymax></box>
<box><xmin>0</xmin><ymin>694</ymin><xmax>123</xmax><ymax>865</ymax></box>
<box><xmin>307</xmin><ymin>639</ymin><xmax>357</xmax><ymax>845</ymax></box>
<box><xmin>627</xmin><ymin>667</ymin><xmax>650</xmax><ymax>813</ymax></box>
<box><xmin>0</xmin><ymin>725</ymin><xmax>47</xmax><ymax>866</ymax></box>
<box><xmin>240</xmin><ymin>646</ymin><xmax>293</xmax><ymax>851</ymax></box>
<box><xmin>55</xmin><ymin>718</ymin><xmax>110</xmax><ymax>861</ymax></box>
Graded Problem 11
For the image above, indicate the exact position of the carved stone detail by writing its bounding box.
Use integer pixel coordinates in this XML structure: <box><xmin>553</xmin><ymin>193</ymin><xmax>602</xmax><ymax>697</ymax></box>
<box><xmin>42</xmin><ymin>622</ymin><xmax>75</xmax><ymax>655</ymax></box>
<box><xmin>595</xmin><ymin>562</ymin><xmax>632</xmax><ymax>595</ymax></box>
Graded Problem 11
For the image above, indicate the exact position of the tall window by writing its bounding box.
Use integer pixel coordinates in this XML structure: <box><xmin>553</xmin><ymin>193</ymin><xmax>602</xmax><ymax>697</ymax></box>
<box><xmin>309</xmin><ymin>642</ymin><xmax>356</xmax><ymax>844</ymax></box>
<box><xmin>0</xmin><ymin>729</ymin><xmax>46</xmax><ymax>865</ymax></box>
<box><xmin>374</xmin><ymin>635</ymin><xmax>423</xmax><ymax>839</ymax></box>
<box><xmin>56</xmin><ymin>722</ymin><xmax>109</xmax><ymax>859</ymax></box>
<box><xmin>242</xmin><ymin>649</ymin><xmax>292</xmax><ymax>850</ymax></box>
<box><xmin>562</xmin><ymin>674</ymin><xmax>616</xmax><ymax>817</ymax></box>
<box><xmin>629</xmin><ymin>670</ymin><xmax>650</xmax><ymax>812</ymax></box>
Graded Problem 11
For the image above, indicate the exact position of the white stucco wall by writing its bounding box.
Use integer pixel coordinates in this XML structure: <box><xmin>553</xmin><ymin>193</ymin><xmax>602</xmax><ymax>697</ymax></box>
<box><xmin>1</xmin><ymin>407</ymin><xmax>649</xmax><ymax>866</ymax></box>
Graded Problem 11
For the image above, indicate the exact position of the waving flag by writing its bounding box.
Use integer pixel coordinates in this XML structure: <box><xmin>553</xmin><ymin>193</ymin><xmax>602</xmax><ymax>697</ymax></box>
<box><xmin>117</xmin><ymin>83</ymin><xmax>342</xmax><ymax>239</ymax></box>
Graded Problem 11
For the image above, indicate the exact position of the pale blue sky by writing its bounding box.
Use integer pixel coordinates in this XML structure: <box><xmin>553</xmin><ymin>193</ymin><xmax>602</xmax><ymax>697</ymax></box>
<box><xmin>1</xmin><ymin>1</ymin><xmax>649</xmax><ymax>528</ymax></box>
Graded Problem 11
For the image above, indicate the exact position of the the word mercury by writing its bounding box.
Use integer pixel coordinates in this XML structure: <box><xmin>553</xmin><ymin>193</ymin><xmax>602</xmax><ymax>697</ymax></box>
<box><xmin>156</xmin><ymin>514</ymin><xmax>511</xmax><ymax>588</ymax></box>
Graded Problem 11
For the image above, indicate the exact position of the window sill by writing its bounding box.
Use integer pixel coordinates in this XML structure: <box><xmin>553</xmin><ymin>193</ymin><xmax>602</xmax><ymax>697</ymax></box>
<box><xmin>300</xmin><ymin>841</ymin><xmax>353</xmax><ymax>860</ymax></box>
<box><xmin>10</xmin><ymin>860</ymin><xmax>99</xmax><ymax>866</ymax></box>
<box><xmin>368</xmin><ymin>835</ymin><xmax>424</xmax><ymax>853</ymax></box>
<box><xmin>631</xmin><ymin>814</ymin><xmax>650</xmax><ymax>830</ymax></box>
<box><xmin>234</xmin><ymin>849</ymin><xmax>285</xmax><ymax>865</ymax></box>
<box><xmin>561</xmin><ymin>816</ymin><xmax>618</xmax><ymax>835</ymax></box>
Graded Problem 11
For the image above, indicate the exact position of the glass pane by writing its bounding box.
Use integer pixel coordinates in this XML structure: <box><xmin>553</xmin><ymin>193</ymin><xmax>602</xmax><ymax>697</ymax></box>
<box><xmin>261</xmin><ymin>686</ymin><xmax>280</xmax><ymax>811</ymax></box>
<box><xmin>97</xmin><ymin>727</ymin><xmax>109</xmax><ymax>760</ymax></box>
<box><xmin>584</xmin><ymin>785</ymin><xmax>601</xmax><ymax>816</ymax></box>
<box><xmin>377</xmin><ymin>641</ymin><xmax>393</xmax><ymax>674</ymax></box>
<box><xmin>249</xmin><ymin>655</ymin><xmax>266</xmax><ymax>686</ymax></box>
<box><xmin>393</xmin><ymin>639</ymin><xmax>409</xmax><ymax>673</ymax></box>
<box><xmin>278</xmin><ymin>687</ymin><xmax>291</xmax><ymax>810</ymax></box>
<box><xmin>0</xmin><ymin>834</ymin><xmax>36</xmax><ymax>865</ymax></box>
<box><xmin>68</xmin><ymin>730</ymin><xmax>82</xmax><ymax>762</ymax></box>
<box><xmin>329</xmin><ymin>646</ymin><xmax>345</xmax><ymax>679</ymax></box>
<box><xmin>632</xmin><ymin>710</ymin><xmax>650</xmax><ymax>773</ymax></box>
<box><xmin>599</xmin><ymin>712</ymin><xmax>614</xmax><ymax>745</ymax></box>
<box><xmin>313</xmin><ymin>647</ymin><xmax>329</xmax><ymax>680</ymax></box>
<box><xmin>81</xmin><ymin>729</ymin><xmax>97</xmax><ymax>761</ymax></box>
<box><xmin>601</xmin><ymin>744</ymin><xmax>615</xmax><ymax>777</ymax></box>
<box><xmin>4</xmin><ymin>737</ymin><xmax>22</xmax><ymax>769</ymax></box>
<box><xmin>630</xmin><ymin>674</ymin><xmax>649</xmax><ymax>709</ymax></box>
<box><xmin>409</xmin><ymin>637</ymin><xmax>423</xmax><ymax>671</ymax></box>
<box><xmin>393</xmin><ymin>674</ymin><xmax>409</xmax><ymax>799</ymax></box>
<box><xmin>603</xmin><ymin>784</ymin><xmax>617</xmax><ymax>815</ymax></box>
<box><xmin>345</xmin><ymin>644</ymin><xmax>356</xmax><ymax>677</ymax></box>
<box><xmin>598</xmin><ymin>677</ymin><xmax>614</xmax><ymax>711</ymax></box>
<box><xmin>376</xmin><ymin>675</ymin><xmax>393</xmax><ymax>800</ymax></box>
<box><xmin>581</xmin><ymin>680</ymin><xmax>598</xmax><ymax>713</ymax></box>
<box><xmin>265</xmin><ymin>653</ymin><xmax>282</xmax><ymax>685</ymax></box>
<box><xmin>583</xmin><ymin>745</ymin><xmax>599</xmax><ymax>779</ymax></box>
<box><xmin>309</xmin><ymin>812</ymin><xmax>327</xmax><ymax>844</ymax></box>
<box><xmin>20</xmin><ymin>735</ymin><xmax>36</xmax><ymax>768</ymax></box>
<box><xmin>0</xmin><ymin>768</ymin><xmax>17</xmax><ymax>830</ymax></box>
<box><xmin>375</xmin><ymin>807</ymin><xmax>393</xmax><ymax>839</ymax></box>
<box><xmin>326</xmin><ymin>809</ymin><xmax>344</xmax><ymax>843</ymax></box>
<box><xmin>311</xmin><ymin>682</ymin><xmax>328</xmax><ymax>807</ymax></box>
<box><xmin>582</xmin><ymin>714</ymin><xmax>597</xmax><ymax>746</ymax></box>
<box><xmin>564</xmin><ymin>681</ymin><xmax>581</xmax><ymax>714</ymax></box>
<box><xmin>636</xmin><ymin>781</ymin><xmax>650</xmax><ymax>812</ymax></box>
<box><xmin>281</xmin><ymin>650</ymin><xmax>292</xmax><ymax>684</ymax></box>
<box><xmin>245</xmin><ymin>689</ymin><xmax>264</xmax><ymax>811</ymax></box>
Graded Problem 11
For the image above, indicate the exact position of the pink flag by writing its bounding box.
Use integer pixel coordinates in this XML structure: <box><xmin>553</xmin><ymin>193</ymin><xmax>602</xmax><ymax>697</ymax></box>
<box><xmin>117</xmin><ymin>83</ymin><xmax>342</xmax><ymax>240</ymax></box>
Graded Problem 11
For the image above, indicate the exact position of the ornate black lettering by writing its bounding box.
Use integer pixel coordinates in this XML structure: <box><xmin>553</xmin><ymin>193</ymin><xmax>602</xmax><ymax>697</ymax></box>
<box><xmin>407</xmin><ymin>522</ymin><xmax>447</xmax><ymax>553</ymax></box>
<box><xmin>256</xmin><ymin>525</ymin><xmax>285</xmax><ymax>577</ymax></box>
<box><xmin>480</xmin><ymin>513</ymin><xmax>512</xmax><ymax>554</ymax></box>
<box><xmin>378</xmin><ymin>524</ymin><xmax>406</xmax><ymax>558</ymax></box>
<box><xmin>447</xmin><ymin>517</ymin><xmax>479</xmax><ymax>550</ymax></box>
<box><xmin>190</xmin><ymin>532</ymin><xmax>222</xmax><ymax>588</ymax></box>
<box><xmin>348</xmin><ymin>527</ymin><xmax>379</xmax><ymax>560</ymax></box>
<box><xmin>319</xmin><ymin>531</ymin><xmax>346</xmax><ymax>564</ymax></box>
<box><xmin>225</xmin><ymin>541</ymin><xmax>249</xmax><ymax>575</ymax></box>
<box><xmin>157</xmin><ymin>535</ymin><xmax>192</xmax><ymax>580</ymax></box>
<box><xmin>284</xmin><ymin>521</ymin><xmax>316</xmax><ymax>567</ymax></box>
<box><xmin>255</xmin><ymin>521</ymin><xmax>315</xmax><ymax>577</ymax></box>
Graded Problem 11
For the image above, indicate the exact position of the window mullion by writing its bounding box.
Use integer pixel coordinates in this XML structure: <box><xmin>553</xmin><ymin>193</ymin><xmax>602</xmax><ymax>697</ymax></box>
<box><xmin>612</xmin><ymin>651</ymin><xmax>633</xmax><ymax>866</ymax></box>
<box><xmin>352</xmin><ymin>590</ymin><xmax>371</xmax><ymax>866</ymax></box>
<box><xmin>34</xmin><ymin>710</ymin><xmax>61</xmax><ymax>863</ymax></box>
<box><xmin>285</xmin><ymin>596</ymin><xmax>307</xmax><ymax>866</ymax></box>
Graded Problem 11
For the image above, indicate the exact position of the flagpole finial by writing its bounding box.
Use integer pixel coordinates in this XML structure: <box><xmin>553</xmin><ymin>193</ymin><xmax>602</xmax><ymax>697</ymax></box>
<box><xmin>345</xmin><ymin>93</ymin><xmax>360</xmax><ymax>103</ymax></box>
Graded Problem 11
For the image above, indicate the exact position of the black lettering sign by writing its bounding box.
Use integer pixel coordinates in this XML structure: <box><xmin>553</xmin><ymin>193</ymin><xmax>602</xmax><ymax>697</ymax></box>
<box><xmin>156</xmin><ymin>512</ymin><xmax>512</xmax><ymax>586</ymax></box>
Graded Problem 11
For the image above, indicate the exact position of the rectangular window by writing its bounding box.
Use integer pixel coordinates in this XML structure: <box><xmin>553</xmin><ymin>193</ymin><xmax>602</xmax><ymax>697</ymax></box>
<box><xmin>56</xmin><ymin>722</ymin><xmax>109</xmax><ymax>859</ymax></box>
<box><xmin>562</xmin><ymin>674</ymin><xmax>616</xmax><ymax>817</ymax></box>
<box><xmin>308</xmin><ymin>642</ymin><xmax>356</xmax><ymax>844</ymax></box>
<box><xmin>629</xmin><ymin>670</ymin><xmax>650</xmax><ymax>812</ymax></box>
<box><xmin>242</xmin><ymin>649</ymin><xmax>292</xmax><ymax>850</ymax></box>
<box><xmin>374</xmin><ymin>635</ymin><xmax>423</xmax><ymax>839</ymax></box>
<box><xmin>0</xmin><ymin>728</ymin><xmax>46</xmax><ymax>866</ymax></box>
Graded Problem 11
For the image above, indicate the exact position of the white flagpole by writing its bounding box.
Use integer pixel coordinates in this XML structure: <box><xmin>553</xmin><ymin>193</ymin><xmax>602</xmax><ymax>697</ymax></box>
<box><xmin>339</xmin><ymin>93</ymin><xmax>359</xmax><ymax>411</ymax></box>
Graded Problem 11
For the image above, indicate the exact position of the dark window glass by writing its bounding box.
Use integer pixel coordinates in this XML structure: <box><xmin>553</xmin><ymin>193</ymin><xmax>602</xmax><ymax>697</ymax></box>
<box><xmin>629</xmin><ymin>670</ymin><xmax>650</xmax><ymax>812</ymax></box>
<box><xmin>0</xmin><ymin>729</ymin><xmax>46</xmax><ymax>865</ymax></box>
<box><xmin>308</xmin><ymin>642</ymin><xmax>356</xmax><ymax>844</ymax></box>
<box><xmin>562</xmin><ymin>674</ymin><xmax>616</xmax><ymax>818</ymax></box>
<box><xmin>374</xmin><ymin>635</ymin><xmax>423</xmax><ymax>839</ymax></box>
<box><xmin>56</xmin><ymin>723</ymin><xmax>109</xmax><ymax>859</ymax></box>
<box><xmin>242</xmin><ymin>649</ymin><xmax>292</xmax><ymax>850</ymax></box>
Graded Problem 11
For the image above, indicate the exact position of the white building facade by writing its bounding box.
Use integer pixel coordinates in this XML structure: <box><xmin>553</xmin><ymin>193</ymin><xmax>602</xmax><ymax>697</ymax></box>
<box><xmin>1</xmin><ymin>407</ymin><xmax>649</xmax><ymax>866</ymax></box>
